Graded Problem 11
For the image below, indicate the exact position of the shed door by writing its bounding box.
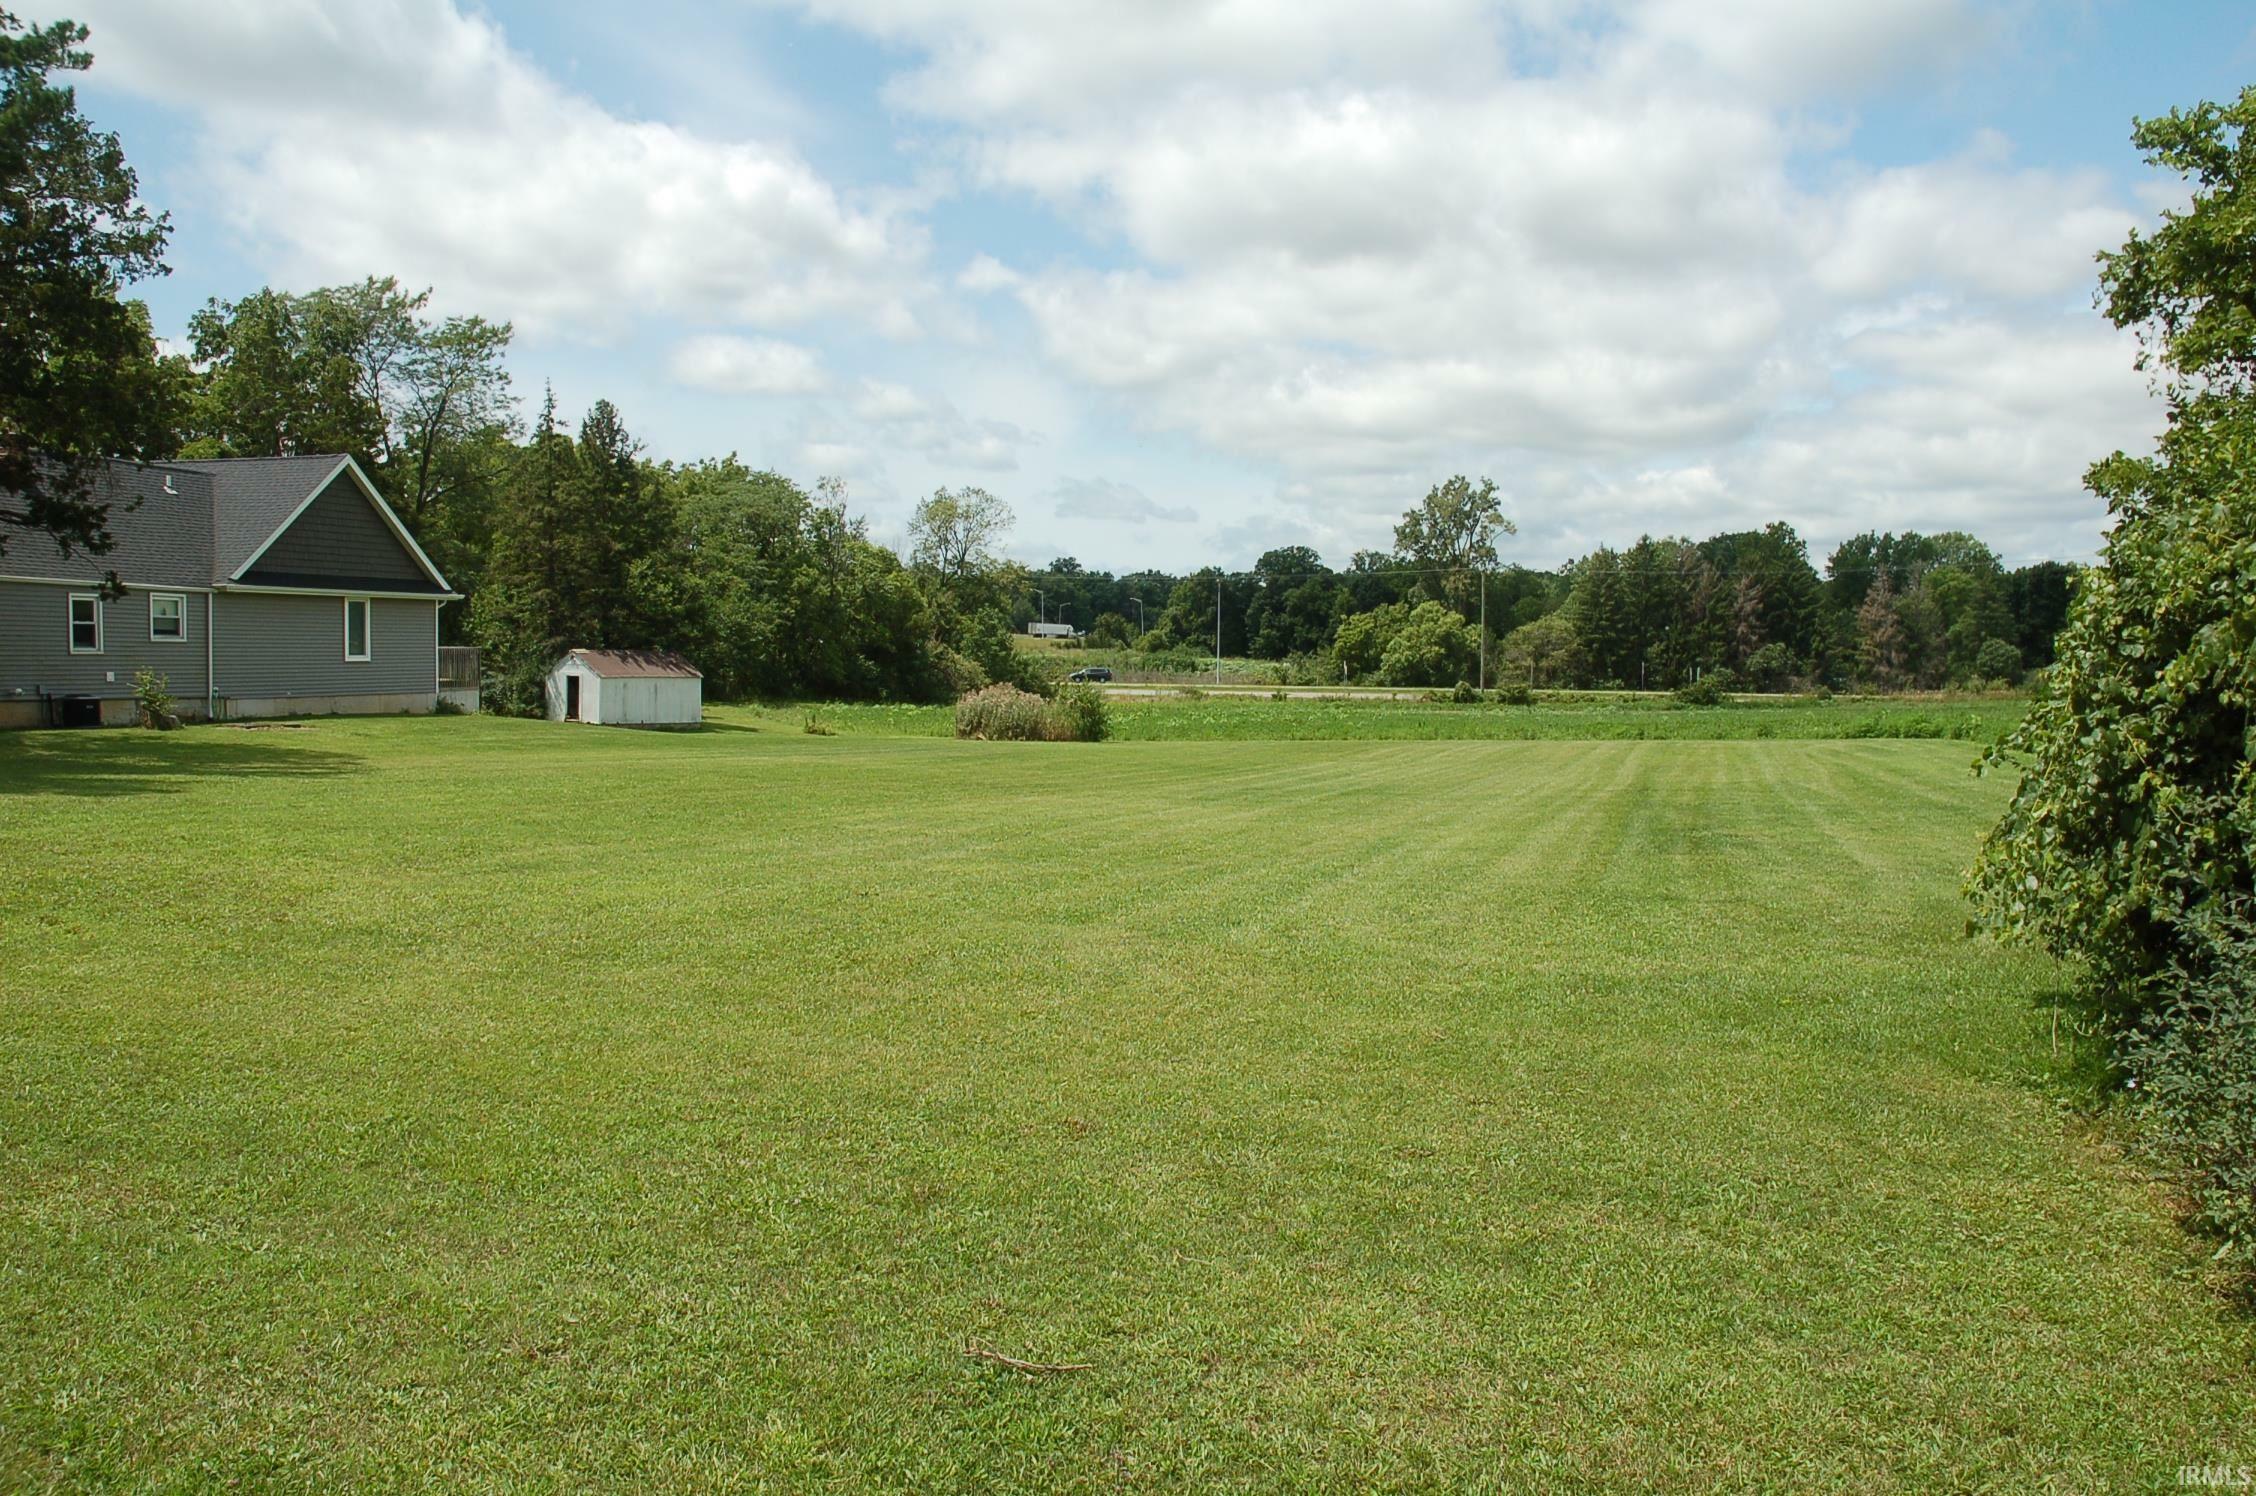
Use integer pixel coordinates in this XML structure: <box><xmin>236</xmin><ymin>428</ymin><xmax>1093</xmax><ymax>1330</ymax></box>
<box><xmin>564</xmin><ymin>674</ymin><xmax>581</xmax><ymax>721</ymax></box>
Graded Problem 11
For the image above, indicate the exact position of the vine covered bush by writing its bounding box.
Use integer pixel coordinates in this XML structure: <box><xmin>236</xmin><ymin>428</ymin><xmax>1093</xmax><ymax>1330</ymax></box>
<box><xmin>1970</xmin><ymin>87</ymin><xmax>2256</xmax><ymax>1264</ymax></box>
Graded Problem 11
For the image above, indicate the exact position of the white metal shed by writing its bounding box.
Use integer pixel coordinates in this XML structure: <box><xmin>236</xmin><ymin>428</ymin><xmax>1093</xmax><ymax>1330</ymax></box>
<box><xmin>546</xmin><ymin>649</ymin><xmax>703</xmax><ymax>727</ymax></box>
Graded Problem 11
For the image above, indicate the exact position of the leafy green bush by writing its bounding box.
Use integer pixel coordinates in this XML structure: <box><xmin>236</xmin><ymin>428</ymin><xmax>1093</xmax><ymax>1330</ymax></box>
<box><xmin>1491</xmin><ymin>682</ymin><xmax>1534</xmax><ymax>706</ymax></box>
<box><xmin>1974</xmin><ymin>636</ymin><xmax>2022</xmax><ymax>683</ymax></box>
<box><xmin>2120</xmin><ymin>934</ymin><xmax>2256</xmax><ymax>1260</ymax></box>
<box><xmin>1970</xmin><ymin>88</ymin><xmax>2256</xmax><ymax>1274</ymax></box>
<box><xmin>1377</xmin><ymin>602</ymin><xmax>1479</xmax><ymax>687</ymax></box>
<box><xmin>131</xmin><ymin>668</ymin><xmax>178</xmax><ymax>729</ymax></box>
<box><xmin>1450</xmin><ymin>679</ymin><xmax>1480</xmax><ymax>704</ymax></box>
<box><xmin>1743</xmin><ymin>642</ymin><xmax>1798</xmax><ymax>692</ymax></box>
<box><xmin>1051</xmin><ymin>684</ymin><xmax>1110</xmax><ymax>742</ymax></box>
<box><xmin>1673</xmin><ymin>676</ymin><xmax>1725</xmax><ymax>707</ymax></box>
<box><xmin>929</xmin><ymin>645</ymin><xmax>989</xmax><ymax>699</ymax></box>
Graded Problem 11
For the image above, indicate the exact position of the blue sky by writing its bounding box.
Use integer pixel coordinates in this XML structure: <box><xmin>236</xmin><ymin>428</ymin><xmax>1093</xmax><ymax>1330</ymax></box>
<box><xmin>64</xmin><ymin>0</ymin><xmax>2256</xmax><ymax>573</ymax></box>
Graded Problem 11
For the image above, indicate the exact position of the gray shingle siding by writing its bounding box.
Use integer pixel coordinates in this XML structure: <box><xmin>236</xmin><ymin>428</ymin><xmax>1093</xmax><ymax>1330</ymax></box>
<box><xmin>213</xmin><ymin>592</ymin><xmax>437</xmax><ymax>699</ymax></box>
<box><xmin>0</xmin><ymin>578</ymin><xmax>212</xmax><ymax>705</ymax></box>
<box><xmin>239</xmin><ymin>471</ymin><xmax>439</xmax><ymax>591</ymax></box>
<box><xmin>168</xmin><ymin>456</ymin><xmax>359</xmax><ymax>578</ymax></box>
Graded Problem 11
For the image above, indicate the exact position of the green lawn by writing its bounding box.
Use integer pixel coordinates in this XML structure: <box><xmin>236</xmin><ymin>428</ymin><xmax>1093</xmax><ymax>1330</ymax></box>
<box><xmin>2</xmin><ymin>712</ymin><xmax>2250</xmax><ymax>1491</ymax></box>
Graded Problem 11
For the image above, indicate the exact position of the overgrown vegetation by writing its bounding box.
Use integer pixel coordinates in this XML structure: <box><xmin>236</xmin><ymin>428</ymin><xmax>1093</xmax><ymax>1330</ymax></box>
<box><xmin>953</xmin><ymin>682</ymin><xmax>1109</xmax><ymax>741</ymax></box>
<box><xmin>1972</xmin><ymin>86</ymin><xmax>2256</xmax><ymax>1266</ymax></box>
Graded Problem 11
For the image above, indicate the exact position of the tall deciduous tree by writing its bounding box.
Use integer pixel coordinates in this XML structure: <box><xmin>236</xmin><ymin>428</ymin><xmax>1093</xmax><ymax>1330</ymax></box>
<box><xmin>1395</xmin><ymin>475</ymin><xmax>1515</xmax><ymax>618</ymax></box>
<box><xmin>0</xmin><ymin>10</ymin><xmax>182</xmax><ymax>573</ymax></box>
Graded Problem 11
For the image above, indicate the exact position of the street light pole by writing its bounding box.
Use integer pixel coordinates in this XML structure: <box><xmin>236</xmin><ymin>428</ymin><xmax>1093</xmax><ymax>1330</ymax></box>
<box><xmin>1478</xmin><ymin>567</ymin><xmax>1487</xmax><ymax>692</ymax></box>
<box><xmin>1033</xmin><ymin>590</ymin><xmax>1045</xmax><ymax>628</ymax></box>
<box><xmin>1214</xmin><ymin>574</ymin><xmax>1223</xmax><ymax>685</ymax></box>
<box><xmin>1129</xmin><ymin>597</ymin><xmax>1144</xmax><ymax>638</ymax></box>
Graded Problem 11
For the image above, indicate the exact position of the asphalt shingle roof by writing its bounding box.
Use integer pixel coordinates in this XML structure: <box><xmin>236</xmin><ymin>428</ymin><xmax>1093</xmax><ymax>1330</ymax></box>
<box><xmin>0</xmin><ymin>462</ymin><xmax>216</xmax><ymax>588</ymax></box>
<box><xmin>5</xmin><ymin>455</ymin><xmax>450</xmax><ymax>592</ymax></box>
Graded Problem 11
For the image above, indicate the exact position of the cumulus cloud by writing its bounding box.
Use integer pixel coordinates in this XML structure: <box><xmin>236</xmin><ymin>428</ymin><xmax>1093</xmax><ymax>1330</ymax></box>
<box><xmin>669</xmin><ymin>335</ymin><xmax>827</xmax><ymax>395</ymax></box>
<box><xmin>1052</xmin><ymin>477</ymin><xmax>1197</xmax><ymax>526</ymax></box>
<box><xmin>847</xmin><ymin>379</ymin><xmax>1035</xmax><ymax>471</ymax></box>
<box><xmin>73</xmin><ymin>0</ymin><xmax>929</xmax><ymax>339</ymax></box>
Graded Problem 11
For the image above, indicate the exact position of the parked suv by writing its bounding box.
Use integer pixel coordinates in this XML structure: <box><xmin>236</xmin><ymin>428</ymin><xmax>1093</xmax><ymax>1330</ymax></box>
<box><xmin>1065</xmin><ymin>667</ymin><xmax>1114</xmax><ymax>683</ymax></box>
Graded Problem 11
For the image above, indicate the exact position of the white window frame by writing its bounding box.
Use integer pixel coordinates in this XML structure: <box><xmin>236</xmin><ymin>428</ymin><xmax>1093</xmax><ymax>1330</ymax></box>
<box><xmin>149</xmin><ymin>592</ymin><xmax>187</xmax><ymax>643</ymax></box>
<box><xmin>343</xmin><ymin>596</ymin><xmax>372</xmax><ymax>662</ymax></box>
<box><xmin>67</xmin><ymin>592</ymin><xmax>102</xmax><ymax>654</ymax></box>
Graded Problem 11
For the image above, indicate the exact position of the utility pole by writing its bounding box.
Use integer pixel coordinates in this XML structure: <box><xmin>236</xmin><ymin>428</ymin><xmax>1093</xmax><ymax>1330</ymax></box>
<box><xmin>1477</xmin><ymin>568</ymin><xmax>1487</xmax><ymax>692</ymax></box>
<box><xmin>1214</xmin><ymin>574</ymin><xmax>1223</xmax><ymax>685</ymax></box>
<box><xmin>1129</xmin><ymin>597</ymin><xmax>1144</xmax><ymax>638</ymax></box>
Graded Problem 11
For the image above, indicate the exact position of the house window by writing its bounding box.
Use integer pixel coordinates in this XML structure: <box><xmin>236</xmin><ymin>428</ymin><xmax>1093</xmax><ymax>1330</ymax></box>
<box><xmin>68</xmin><ymin>593</ymin><xmax>101</xmax><ymax>654</ymax></box>
<box><xmin>150</xmin><ymin>593</ymin><xmax>186</xmax><ymax>642</ymax></box>
<box><xmin>344</xmin><ymin>597</ymin><xmax>371</xmax><ymax>662</ymax></box>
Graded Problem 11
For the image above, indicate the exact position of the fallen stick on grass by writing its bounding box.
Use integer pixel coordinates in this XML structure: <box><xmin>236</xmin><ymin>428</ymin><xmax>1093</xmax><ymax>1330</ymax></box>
<box><xmin>963</xmin><ymin>1338</ymin><xmax>1094</xmax><ymax>1376</ymax></box>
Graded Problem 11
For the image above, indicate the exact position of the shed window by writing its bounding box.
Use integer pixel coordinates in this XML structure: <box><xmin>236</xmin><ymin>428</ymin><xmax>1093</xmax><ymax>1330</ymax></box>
<box><xmin>150</xmin><ymin>593</ymin><xmax>186</xmax><ymax>641</ymax></box>
<box><xmin>68</xmin><ymin>594</ymin><xmax>101</xmax><ymax>653</ymax></box>
<box><xmin>344</xmin><ymin>597</ymin><xmax>371</xmax><ymax>661</ymax></box>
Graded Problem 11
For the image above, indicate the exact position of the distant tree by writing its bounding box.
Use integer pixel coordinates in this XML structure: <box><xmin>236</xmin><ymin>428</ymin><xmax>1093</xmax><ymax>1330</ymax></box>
<box><xmin>1501</xmin><ymin>610</ymin><xmax>1583</xmax><ymax>687</ymax></box>
<box><xmin>1333</xmin><ymin>602</ymin><xmax>1407</xmax><ymax>681</ymax></box>
<box><xmin>0</xmin><ymin>10</ymin><xmax>183</xmax><ymax>575</ymax></box>
<box><xmin>2004</xmin><ymin>560</ymin><xmax>2079</xmax><ymax>667</ymax></box>
<box><xmin>910</xmin><ymin>486</ymin><xmax>1013</xmax><ymax>593</ymax></box>
<box><xmin>1396</xmin><ymin>475</ymin><xmax>1515</xmax><ymax>618</ymax></box>
<box><xmin>1377</xmin><ymin>601</ymin><xmax>1479</xmax><ymax>687</ymax></box>
<box><xmin>1856</xmin><ymin>572</ymin><xmax>1909</xmax><ymax>688</ymax></box>
<box><xmin>1973</xmin><ymin>636</ymin><xmax>2022</xmax><ymax>683</ymax></box>
<box><xmin>1086</xmin><ymin>611</ymin><xmax>1132</xmax><ymax>649</ymax></box>
<box><xmin>1742</xmin><ymin>641</ymin><xmax>1798</xmax><ymax>692</ymax></box>
<box><xmin>187</xmin><ymin>275</ymin><xmax>516</xmax><ymax>619</ymax></box>
<box><xmin>469</xmin><ymin>387</ymin><xmax>593</xmax><ymax>709</ymax></box>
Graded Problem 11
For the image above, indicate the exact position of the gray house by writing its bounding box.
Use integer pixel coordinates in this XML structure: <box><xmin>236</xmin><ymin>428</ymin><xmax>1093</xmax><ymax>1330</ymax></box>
<box><xmin>1</xmin><ymin>455</ymin><xmax>458</xmax><ymax>727</ymax></box>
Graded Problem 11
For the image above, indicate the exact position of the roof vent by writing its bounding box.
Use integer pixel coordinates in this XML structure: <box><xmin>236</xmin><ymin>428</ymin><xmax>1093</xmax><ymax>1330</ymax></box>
<box><xmin>161</xmin><ymin>474</ymin><xmax>178</xmax><ymax>495</ymax></box>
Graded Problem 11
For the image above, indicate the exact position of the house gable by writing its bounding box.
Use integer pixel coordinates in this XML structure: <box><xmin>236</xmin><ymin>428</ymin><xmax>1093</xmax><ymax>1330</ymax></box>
<box><xmin>237</xmin><ymin>469</ymin><xmax>446</xmax><ymax>594</ymax></box>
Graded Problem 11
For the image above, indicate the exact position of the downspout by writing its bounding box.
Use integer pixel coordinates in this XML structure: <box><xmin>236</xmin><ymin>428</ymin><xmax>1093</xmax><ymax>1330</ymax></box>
<box><xmin>206</xmin><ymin>592</ymin><xmax>216</xmax><ymax>721</ymax></box>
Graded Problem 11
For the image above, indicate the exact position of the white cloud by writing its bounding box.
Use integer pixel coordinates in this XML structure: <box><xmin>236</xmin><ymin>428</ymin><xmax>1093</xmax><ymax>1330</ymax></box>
<box><xmin>668</xmin><ymin>335</ymin><xmax>827</xmax><ymax>395</ymax></box>
<box><xmin>1052</xmin><ymin>477</ymin><xmax>1198</xmax><ymax>526</ymax></box>
<box><xmin>74</xmin><ymin>0</ymin><xmax>929</xmax><ymax>340</ymax></box>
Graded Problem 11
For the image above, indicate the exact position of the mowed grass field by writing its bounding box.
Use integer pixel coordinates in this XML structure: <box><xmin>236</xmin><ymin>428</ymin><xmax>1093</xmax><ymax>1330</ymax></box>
<box><xmin>3</xmin><ymin>711</ymin><xmax>2252</xmax><ymax>1490</ymax></box>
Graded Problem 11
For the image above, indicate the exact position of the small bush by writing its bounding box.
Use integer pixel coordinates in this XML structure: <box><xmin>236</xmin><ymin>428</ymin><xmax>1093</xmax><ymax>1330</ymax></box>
<box><xmin>1270</xmin><ymin>689</ymin><xmax>1288</xmax><ymax>702</ymax></box>
<box><xmin>1449</xmin><ymin>679</ymin><xmax>1480</xmax><ymax>704</ymax></box>
<box><xmin>1673</xmin><ymin>676</ymin><xmax>1725</xmax><ymax>707</ymax></box>
<box><xmin>1050</xmin><ymin>684</ymin><xmax>1111</xmax><ymax>742</ymax></box>
<box><xmin>1973</xmin><ymin>636</ymin><xmax>2022</xmax><ymax>683</ymax></box>
<box><xmin>1491</xmin><ymin>682</ymin><xmax>1534</xmax><ymax>706</ymax></box>
<box><xmin>132</xmin><ymin>668</ymin><xmax>179</xmax><ymax>729</ymax></box>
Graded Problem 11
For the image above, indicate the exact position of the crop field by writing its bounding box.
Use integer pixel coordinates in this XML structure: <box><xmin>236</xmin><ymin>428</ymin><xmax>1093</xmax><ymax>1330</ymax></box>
<box><xmin>3</xmin><ymin>710</ymin><xmax>2252</xmax><ymax>1490</ymax></box>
